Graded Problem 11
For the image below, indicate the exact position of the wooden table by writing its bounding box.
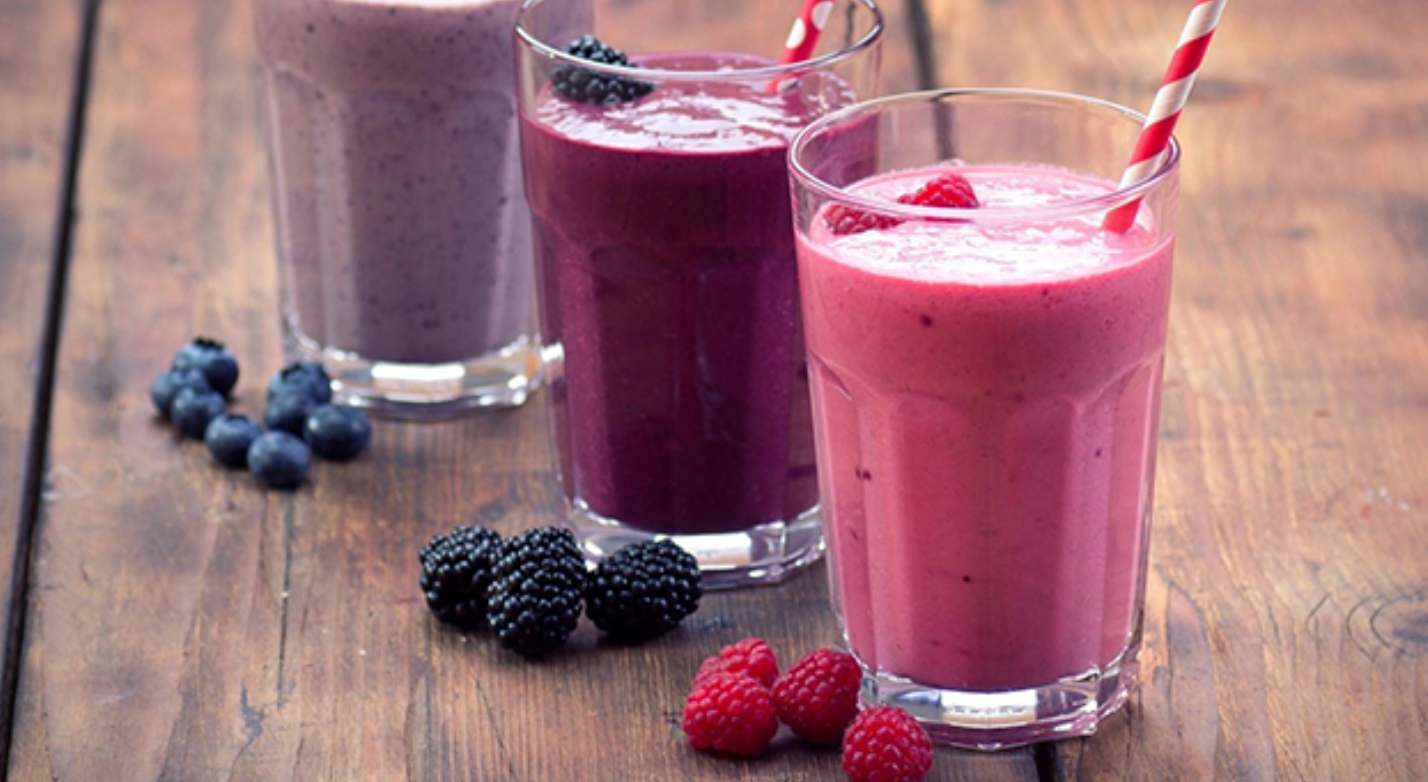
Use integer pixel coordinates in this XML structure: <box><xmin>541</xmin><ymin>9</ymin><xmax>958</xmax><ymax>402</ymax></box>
<box><xmin>3</xmin><ymin>0</ymin><xmax>1426</xmax><ymax>779</ymax></box>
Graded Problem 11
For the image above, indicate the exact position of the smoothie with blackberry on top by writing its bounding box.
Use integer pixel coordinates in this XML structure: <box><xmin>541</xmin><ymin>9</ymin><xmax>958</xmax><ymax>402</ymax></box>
<box><xmin>522</xmin><ymin>51</ymin><xmax>832</xmax><ymax>536</ymax></box>
<box><xmin>515</xmin><ymin>0</ymin><xmax>882</xmax><ymax>585</ymax></box>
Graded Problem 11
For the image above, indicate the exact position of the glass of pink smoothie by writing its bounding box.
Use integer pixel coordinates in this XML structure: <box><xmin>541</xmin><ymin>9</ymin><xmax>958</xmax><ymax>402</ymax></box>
<box><xmin>515</xmin><ymin>0</ymin><xmax>882</xmax><ymax>588</ymax></box>
<box><xmin>254</xmin><ymin>0</ymin><xmax>588</xmax><ymax>417</ymax></box>
<box><xmin>790</xmin><ymin>89</ymin><xmax>1179</xmax><ymax>747</ymax></box>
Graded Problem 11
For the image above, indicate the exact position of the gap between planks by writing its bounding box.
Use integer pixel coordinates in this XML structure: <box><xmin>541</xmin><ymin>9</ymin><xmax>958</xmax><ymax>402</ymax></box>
<box><xmin>0</xmin><ymin>0</ymin><xmax>105</xmax><ymax>771</ymax></box>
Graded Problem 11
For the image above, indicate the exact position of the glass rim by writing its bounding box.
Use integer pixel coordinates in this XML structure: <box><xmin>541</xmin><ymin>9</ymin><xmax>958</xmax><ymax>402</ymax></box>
<box><xmin>789</xmin><ymin>87</ymin><xmax>1182</xmax><ymax>222</ymax></box>
<box><xmin>514</xmin><ymin>0</ymin><xmax>885</xmax><ymax>83</ymax></box>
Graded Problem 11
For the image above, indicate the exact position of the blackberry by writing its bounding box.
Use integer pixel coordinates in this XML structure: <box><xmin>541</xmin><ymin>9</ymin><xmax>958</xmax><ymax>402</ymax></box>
<box><xmin>585</xmin><ymin>539</ymin><xmax>701</xmax><ymax>642</ymax></box>
<box><xmin>418</xmin><ymin>525</ymin><xmax>503</xmax><ymax>630</ymax></box>
<box><xmin>552</xmin><ymin>34</ymin><xmax>654</xmax><ymax>106</ymax></box>
<box><xmin>486</xmin><ymin>526</ymin><xmax>587</xmax><ymax>657</ymax></box>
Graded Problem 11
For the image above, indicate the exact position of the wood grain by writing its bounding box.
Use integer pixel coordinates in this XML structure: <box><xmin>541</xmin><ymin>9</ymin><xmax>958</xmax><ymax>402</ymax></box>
<box><xmin>5</xmin><ymin>0</ymin><xmax>1039</xmax><ymax>779</ymax></box>
<box><xmin>11</xmin><ymin>0</ymin><xmax>1428</xmax><ymax>778</ymax></box>
<box><xmin>925</xmin><ymin>0</ymin><xmax>1428</xmax><ymax>778</ymax></box>
<box><xmin>0</xmin><ymin>0</ymin><xmax>86</xmax><ymax>768</ymax></box>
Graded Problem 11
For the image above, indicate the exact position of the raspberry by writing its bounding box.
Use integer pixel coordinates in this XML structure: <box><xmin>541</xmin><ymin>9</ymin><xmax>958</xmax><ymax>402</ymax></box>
<box><xmin>694</xmin><ymin>638</ymin><xmax>779</xmax><ymax>689</ymax></box>
<box><xmin>770</xmin><ymin>649</ymin><xmax>862</xmax><ymax>745</ymax></box>
<box><xmin>896</xmin><ymin>172</ymin><xmax>980</xmax><ymax>209</ymax></box>
<box><xmin>825</xmin><ymin>204</ymin><xmax>901</xmax><ymax>236</ymax></box>
<box><xmin>841</xmin><ymin>707</ymin><xmax>934</xmax><ymax>782</ymax></box>
<box><xmin>682</xmin><ymin>674</ymin><xmax>779</xmax><ymax>758</ymax></box>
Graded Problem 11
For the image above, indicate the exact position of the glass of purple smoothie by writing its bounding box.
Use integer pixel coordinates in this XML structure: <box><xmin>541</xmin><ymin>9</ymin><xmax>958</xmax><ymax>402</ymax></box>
<box><xmin>790</xmin><ymin>90</ymin><xmax>1180</xmax><ymax>747</ymax></box>
<box><xmin>254</xmin><ymin>0</ymin><xmax>588</xmax><ymax>417</ymax></box>
<box><xmin>515</xmin><ymin>0</ymin><xmax>883</xmax><ymax>588</ymax></box>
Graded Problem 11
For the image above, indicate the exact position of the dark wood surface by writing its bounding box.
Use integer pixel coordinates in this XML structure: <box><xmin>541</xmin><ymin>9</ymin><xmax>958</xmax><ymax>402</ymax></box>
<box><xmin>4</xmin><ymin>0</ymin><xmax>1427</xmax><ymax>779</ymax></box>
<box><xmin>926</xmin><ymin>1</ymin><xmax>1428</xmax><ymax>779</ymax></box>
<box><xmin>0</xmin><ymin>0</ymin><xmax>87</xmax><ymax>766</ymax></box>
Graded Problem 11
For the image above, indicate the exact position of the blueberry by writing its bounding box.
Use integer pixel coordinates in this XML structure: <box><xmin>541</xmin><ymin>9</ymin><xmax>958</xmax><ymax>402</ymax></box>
<box><xmin>170</xmin><ymin>387</ymin><xmax>227</xmax><ymax>439</ymax></box>
<box><xmin>173</xmin><ymin>337</ymin><xmax>240</xmax><ymax>397</ymax></box>
<box><xmin>266</xmin><ymin>361</ymin><xmax>332</xmax><ymax>404</ymax></box>
<box><xmin>204</xmin><ymin>414</ymin><xmax>262</xmax><ymax>468</ymax></box>
<box><xmin>303</xmin><ymin>405</ymin><xmax>372</xmax><ymax>461</ymax></box>
<box><xmin>150</xmin><ymin>368</ymin><xmax>212</xmax><ymax>418</ymax></box>
<box><xmin>247</xmin><ymin>431</ymin><xmax>311</xmax><ymax>490</ymax></box>
<box><xmin>265</xmin><ymin>393</ymin><xmax>316</xmax><ymax>435</ymax></box>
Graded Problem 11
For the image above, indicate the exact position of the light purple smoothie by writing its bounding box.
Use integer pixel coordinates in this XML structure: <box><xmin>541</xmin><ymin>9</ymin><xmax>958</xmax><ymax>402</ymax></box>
<box><xmin>254</xmin><ymin>0</ymin><xmax>536</xmax><ymax>365</ymax></box>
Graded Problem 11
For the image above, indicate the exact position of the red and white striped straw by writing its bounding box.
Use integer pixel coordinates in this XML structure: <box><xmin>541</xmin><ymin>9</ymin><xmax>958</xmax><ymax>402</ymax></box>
<box><xmin>1103</xmin><ymin>0</ymin><xmax>1227</xmax><ymax>232</ymax></box>
<box><xmin>768</xmin><ymin>0</ymin><xmax>835</xmax><ymax>92</ymax></box>
<box><xmin>779</xmin><ymin>0</ymin><xmax>836</xmax><ymax>66</ymax></box>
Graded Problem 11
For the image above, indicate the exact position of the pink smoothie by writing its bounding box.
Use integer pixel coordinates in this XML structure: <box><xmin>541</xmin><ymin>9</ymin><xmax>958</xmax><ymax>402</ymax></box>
<box><xmin>797</xmin><ymin>165</ymin><xmax>1173</xmax><ymax>691</ymax></box>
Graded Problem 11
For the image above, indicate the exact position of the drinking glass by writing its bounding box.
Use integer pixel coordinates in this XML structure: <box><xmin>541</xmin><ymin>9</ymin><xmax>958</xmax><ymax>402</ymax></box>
<box><xmin>254</xmin><ymin>0</ymin><xmax>573</xmax><ymax>416</ymax></box>
<box><xmin>790</xmin><ymin>89</ymin><xmax>1179</xmax><ymax>746</ymax></box>
<box><xmin>516</xmin><ymin>0</ymin><xmax>883</xmax><ymax>587</ymax></box>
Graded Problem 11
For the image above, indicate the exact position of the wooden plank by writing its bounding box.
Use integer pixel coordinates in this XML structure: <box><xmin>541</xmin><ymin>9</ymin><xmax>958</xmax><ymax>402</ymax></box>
<box><xmin>924</xmin><ymin>0</ymin><xmax>1428</xmax><ymax>779</ymax></box>
<box><xmin>0</xmin><ymin>0</ymin><xmax>87</xmax><ymax>771</ymax></box>
<box><xmin>7</xmin><ymin>0</ymin><xmax>1038</xmax><ymax>779</ymax></box>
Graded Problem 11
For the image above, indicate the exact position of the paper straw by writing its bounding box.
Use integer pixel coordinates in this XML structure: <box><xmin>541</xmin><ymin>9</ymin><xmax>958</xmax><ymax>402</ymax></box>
<box><xmin>769</xmin><ymin>0</ymin><xmax>835</xmax><ymax>92</ymax></box>
<box><xmin>780</xmin><ymin>0</ymin><xmax>835</xmax><ymax>64</ymax></box>
<box><xmin>1103</xmin><ymin>0</ymin><xmax>1228</xmax><ymax>232</ymax></box>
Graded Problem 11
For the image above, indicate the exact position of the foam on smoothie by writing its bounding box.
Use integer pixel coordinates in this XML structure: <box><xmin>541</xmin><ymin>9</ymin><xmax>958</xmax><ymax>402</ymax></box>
<box><xmin>813</xmin><ymin>165</ymin><xmax>1163</xmax><ymax>284</ymax></box>
<box><xmin>534</xmin><ymin>52</ymin><xmax>843</xmax><ymax>153</ymax></box>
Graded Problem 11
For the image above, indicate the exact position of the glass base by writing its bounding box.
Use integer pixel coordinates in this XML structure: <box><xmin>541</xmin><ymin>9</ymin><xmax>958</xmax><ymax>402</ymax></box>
<box><xmin>858</xmin><ymin>647</ymin><xmax>1139</xmax><ymax>750</ymax></box>
<box><xmin>567</xmin><ymin>502</ymin><xmax>825</xmax><ymax>590</ymax></box>
<box><xmin>285</xmin><ymin>325</ymin><xmax>542</xmax><ymax>420</ymax></box>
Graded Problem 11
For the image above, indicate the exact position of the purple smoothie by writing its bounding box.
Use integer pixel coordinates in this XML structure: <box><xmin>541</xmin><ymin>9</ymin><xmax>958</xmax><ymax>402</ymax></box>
<box><xmin>520</xmin><ymin>52</ymin><xmax>835</xmax><ymax>534</ymax></box>
<box><xmin>255</xmin><ymin>0</ymin><xmax>537</xmax><ymax>365</ymax></box>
